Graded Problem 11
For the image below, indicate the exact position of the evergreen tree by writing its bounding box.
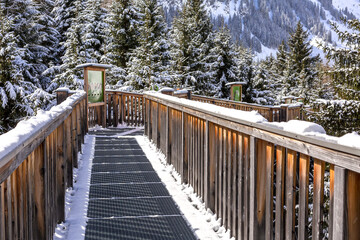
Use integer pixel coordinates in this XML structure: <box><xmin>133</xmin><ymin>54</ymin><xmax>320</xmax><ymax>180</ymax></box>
<box><xmin>51</xmin><ymin>0</ymin><xmax>86</xmax><ymax>90</ymax></box>
<box><xmin>171</xmin><ymin>0</ymin><xmax>215</xmax><ymax>94</ymax></box>
<box><xmin>286</xmin><ymin>21</ymin><xmax>320</xmax><ymax>103</ymax></box>
<box><xmin>1</xmin><ymin>0</ymin><xmax>55</xmax><ymax>110</ymax></box>
<box><xmin>322</xmin><ymin>18</ymin><xmax>360</xmax><ymax>100</ymax></box>
<box><xmin>207</xmin><ymin>24</ymin><xmax>239</xmax><ymax>98</ymax></box>
<box><xmin>252</xmin><ymin>60</ymin><xmax>275</xmax><ymax>105</ymax></box>
<box><xmin>127</xmin><ymin>0</ymin><xmax>171</xmax><ymax>90</ymax></box>
<box><xmin>0</xmin><ymin>10</ymin><xmax>31</xmax><ymax>133</ymax></box>
<box><xmin>236</xmin><ymin>46</ymin><xmax>256</xmax><ymax>103</ymax></box>
<box><xmin>102</xmin><ymin>0</ymin><xmax>142</xmax><ymax>86</ymax></box>
<box><xmin>82</xmin><ymin>0</ymin><xmax>108</xmax><ymax>63</ymax></box>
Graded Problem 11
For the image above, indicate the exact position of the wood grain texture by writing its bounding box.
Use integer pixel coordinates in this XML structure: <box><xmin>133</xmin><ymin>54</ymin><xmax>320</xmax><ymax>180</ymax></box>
<box><xmin>285</xmin><ymin>150</ymin><xmax>296</xmax><ymax>240</ymax></box>
<box><xmin>298</xmin><ymin>154</ymin><xmax>310</xmax><ymax>240</ymax></box>
<box><xmin>312</xmin><ymin>159</ymin><xmax>325</xmax><ymax>240</ymax></box>
<box><xmin>275</xmin><ymin>146</ymin><xmax>285</xmax><ymax>240</ymax></box>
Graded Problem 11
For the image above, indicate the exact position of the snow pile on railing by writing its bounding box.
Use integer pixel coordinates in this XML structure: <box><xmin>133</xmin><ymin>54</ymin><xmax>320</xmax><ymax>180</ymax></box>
<box><xmin>147</xmin><ymin>91</ymin><xmax>360</xmax><ymax>150</ymax></box>
<box><xmin>146</xmin><ymin>91</ymin><xmax>268</xmax><ymax>123</ymax></box>
<box><xmin>0</xmin><ymin>91</ymin><xmax>85</xmax><ymax>161</ymax></box>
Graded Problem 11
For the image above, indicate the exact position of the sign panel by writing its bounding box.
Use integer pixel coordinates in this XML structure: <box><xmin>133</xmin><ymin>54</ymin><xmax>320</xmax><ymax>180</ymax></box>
<box><xmin>88</xmin><ymin>70</ymin><xmax>104</xmax><ymax>103</ymax></box>
<box><xmin>233</xmin><ymin>86</ymin><xmax>241</xmax><ymax>102</ymax></box>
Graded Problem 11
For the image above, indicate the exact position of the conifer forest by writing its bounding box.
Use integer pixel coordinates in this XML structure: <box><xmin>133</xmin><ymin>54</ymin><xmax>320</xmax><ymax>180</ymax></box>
<box><xmin>0</xmin><ymin>0</ymin><xmax>359</xmax><ymax>136</ymax></box>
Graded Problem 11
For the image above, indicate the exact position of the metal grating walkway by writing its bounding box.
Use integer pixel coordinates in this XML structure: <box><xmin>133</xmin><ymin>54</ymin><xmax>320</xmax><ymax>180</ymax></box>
<box><xmin>85</xmin><ymin>129</ymin><xmax>197</xmax><ymax>240</ymax></box>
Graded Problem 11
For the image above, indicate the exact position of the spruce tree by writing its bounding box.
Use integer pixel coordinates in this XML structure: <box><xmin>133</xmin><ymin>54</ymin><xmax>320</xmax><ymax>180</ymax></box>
<box><xmin>127</xmin><ymin>0</ymin><xmax>171</xmax><ymax>90</ymax></box>
<box><xmin>51</xmin><ymin>0</ymin><xmax>86</xmax><ymax>90</ymax></box>
<box><xmin>171</xmin><ymin>0</ymin><xmax>215</xmax><ymax>94</ymax></box>
<box><xmin>0</xmin><ymin>10</ymin><xmax>31</xmax><ymax>133</ymax></box>
<box><xmin>82</xmin><ymin>0</ymin><xmax>108</xmax><ymax>63</ymax></box>
<box><xmin>236</xmin><ymin>46</ymin><xmax>256</xmax><ymax>103</ymax></box>
<box><xmin>286</xmin><ymin>21</ymin><xmax>320</xmax><ymax>103</ymax></box>
<box><xmin>322</xmin><ymin>18</ymin><xmax>360</xmax><ymax>100</ymax></box>
<box><xmin>207</xmin><ymin>24</ymin><xmax>239</xmax><ymax>98</ymax></box>
<box><xmin>102</xmin><ymin>0</ymin><xmax>142</xmax><ymax>86</ymax></box>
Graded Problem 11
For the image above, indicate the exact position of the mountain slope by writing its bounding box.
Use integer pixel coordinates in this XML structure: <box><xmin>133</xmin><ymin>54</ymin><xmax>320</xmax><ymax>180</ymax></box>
<box><xmin>159</xmin><ymin>0</ymin><xmax>357</xmax><ymax>55</ymax></box>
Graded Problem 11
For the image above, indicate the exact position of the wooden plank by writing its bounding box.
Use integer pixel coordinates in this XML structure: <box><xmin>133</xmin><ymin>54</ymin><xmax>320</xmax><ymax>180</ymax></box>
<box><xmin>332</xmin><ymin>166</ymin><xmax>346</xmax><ymax>240</ymax></box>
<box><xmin>208</xmin><ymin>123</ymin><xmax>216</xmax><ymax>211</ymax></box>
<box><xmin>275</xmin><ymin>146</ymin><xmax>285</xmax><ymax>240</ymax></box>
<box><xmin>265</xmin><ymin>142</ymin><xmax>274</xmax><ymax>240</ymax></box>
<box><xmin>5</xmin><ymin>178</ymin><xmax>12</xmax><ymax>240</ymax></box>
<box><xmin>249</xmin><ymin>136</ymin><xmax>256</xmax><ymax>240</ymax></box>
<box><xmin>237</xmin><ymin>133</ymin><xmax>244</xmax><ymax>239</ymax></box>
<box><xmin>227</xmin><ymin>130</ymin><xmax>232</xmax><ymax>230</ymax></box>
<box><xmin>298</xmin><ymin>154</ymin><xmax>310</xmax><ymax>240</ymax></box>
<box><xmin>204</xmin><ymin>121</ymin><xmax>210</xmax><ymax>208</ymax></box>
<box><xmin>243</xmin><ymin>135</ymin><xmax>250</xmax><ymax>240</ymax></box>
<box><xmin>347</xmin><ymin>170</ymin><xmax>360</xmax><ymax>240</ymax></box>
<box><xmin>56</xmin><ymin>124</ymin><xmax>65</xmax><ymax>223</ymax></box>
<box><xmin>312</xmin><ymin>159</ymin><xmax>325</xmax><ymax>240</ymax></box>
<box><xmin>222</xmin><ymin>128</ymin><xmax>227</xmax><ymax>227</ymax></box>
<box><xmin>285</xmin><ymin>150</ymin><xmax>297</xmax><ymax>240</ymax></box>
<box><xmin>33</xmin><ymin>143</ymin><xmax>46</xmax><ymax>239</ymax></box>
<box><xmin>11</xmin><ymin>170</ymin><xmax>18</xmax><ymax>240</ymax></box>
<box><xmin>231</xmin><ymin>131</ymin><xmax>237</xmax><ymax>238</ymax></box>
<box><xmin>131</xmin><ymin>95</ymin><xmax>134</xmax><ymax>126</ymax></box>
<box><xmin>0</xmin><ymin>182</ymin><xmax>5</xmax><ymax>240</ymax></box>
<box><xmin>329</xmin><ymin>164</ymin><xmax>334</xmax><ymax>240</ymax></box>
<box><xmin>182</xmin><ymin>112</ymin><xmax>188</xmax><ymax>183</ymax></box>
<box><xmin>200</xmin><ymin>119</ymin><xmax>204</xmax><ymax>198</ymax></box>
<box><xmin>218</xmin><ymin>127</ymin><xmax>223</xmax><ymax>221</ymax></box>
<box><xmin>18</xmin><ymin>164</ymin><xmax>24</xmax><ymax>240</ymax></box>
<box><xmin>107</xmin><ymin>94</ymin><xmax>112</xmax><ymax>126</ymax></box>
<box><xmin>127</xmin><ymin>95</ymin><xmax>130</xmax><ymax>125</ymax></box>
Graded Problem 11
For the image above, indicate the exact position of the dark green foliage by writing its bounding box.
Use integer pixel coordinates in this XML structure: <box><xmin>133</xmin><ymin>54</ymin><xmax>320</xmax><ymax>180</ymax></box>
<box><xmin>309</xmin><ymin>100</ymin><xmax>360</xmax><ymax>136</ymax></box>
<box><xmin>322</xmin><ymin>18</ymin><xmax>360</xmax><ymax>100</ymax></box>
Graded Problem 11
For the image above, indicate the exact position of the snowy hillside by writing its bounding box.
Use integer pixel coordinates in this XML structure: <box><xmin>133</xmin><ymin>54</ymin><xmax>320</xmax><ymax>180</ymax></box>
<box><xmin>159</xmin><ymin>0</ymin><xmax>357</xmax><ymax>57</ymax></box>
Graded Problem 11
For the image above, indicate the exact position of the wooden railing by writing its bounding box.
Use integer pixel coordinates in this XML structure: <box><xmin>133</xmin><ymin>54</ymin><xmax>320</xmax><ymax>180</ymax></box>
<box><xmin>0</xmin><ymin>92</ymin><xmax>87</xmax><ymax>240</ymax></box>
<box><xmin>88</xmin><ymin>90</ymin><xmax>144</xmax><ymax>127</ymax></box>
<box><xmin>191</xmin><ymin>95</ymin><xmax>302</xmax><ymax>122</ymax></box>
<box><xmin>144</xmin><ymin>92</ymin><xmax>360</xmax><ymax>240</ymax></box>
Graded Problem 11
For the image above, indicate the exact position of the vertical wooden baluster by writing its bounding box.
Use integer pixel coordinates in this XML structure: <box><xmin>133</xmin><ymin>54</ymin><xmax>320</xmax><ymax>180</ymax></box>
<box><xmin>243</xmin><ymin>135</ymin><xmax>250</xmax><ymax>240</ymax></box>
<box><xmin>222</xmin><ymin>127</ymin><xmax>227</xmax><ymax>226</ymax></box>
<box><xmin>200</xmin><ymin>120</ymin><xmax>204</xmax><ymax>199</ymax></box>
<box><xmin>313</xmin><ymin>159</ymin><xmax>325</xmax><ymax>240</ymax></box>
<box><xmin>34</xmin><ymin>144</ymin><xmax>46</xmax><ymax>239</ymax></box>
<box><xmin>56</xmin><ymin>124</ymin><xmax>65</xmax><ymax>223</ymax></box>
<box><xmin>237</xmin><ymin>133</ymin><xmax>243</xmax><ymax>239</ymax></box>
<box><xmin>134</xmin><ymin>97</ymin><xmax>138</xmax><ymax>126</ymax></box>
<box><xmin>27</xmin><ymin>153</ymin><xmax>34</xmax><ymax>239</ymax></box>
<box><xmin>5</xmin><ymin>177</ymin><xmax>12</xmax><ymax>240</ymax></box>
<box><xmin>0</xmin><ymin>182</ymin><xmax>5</xmax><ymax>240</ymax></box>
<box><xmin>275</xmin><ymin>146</ymin><xmax>285</xmax><ymax>240</ymax></box>
<box><xmin>249</xmin><ymin>136</ymin><xmax>256</xmax><ymax>240</ymax></box>
<box><xmin>298</xmin><ymin>154</ymin><xmax>310</xmax><ymax>240</ymax></box>
<box><xmin>11</xmin><ymin>171</ymin><xmax>18</xmax><ymax>239</ymax></box>
<box><xmin>107</xmin><ymin>94</ymin><xmax>112</xmax><ymax>126</ymax></box>
<box><xmin>131</xmin><ymin>95</ymin><xmax>134</xmax><ymax>126</ymax></box>
<box><xmin>18</xmin><ymin>164</ymin><xmax>24</xmax><ymax>240</ymax></box>
<box><xmin>227</xmin><ymin>130</ymin><xmax>234</xmax><ymax>233</ymax></box>
<box><xmin>346</xmin><ymin>170</ymin><xmax>360</xmax><ymax>240</ymax></box>
<box><xmin>332</xmin><ymin>166</ymin><xmax>346</xmax><ymax>240</ymax></box>
<box><xmin>127</xmin><ymin>95</ymin><xmax>130</xmax><ymax>125</ymax></box>
<box><xmin>265</xmin><ymin>142</ymin><xmax>275</xmax><ymax>240</ymax></box>
<box><xmin>224</xmin><ymin>129</ymin><xmax>230</xmax><ymax>229</ymax></box>
<box><xmin>285</xmin><ymin>150</ymin><xmax>297</xmax><ymax>240</ymax></box>
<box><xmin>329</xmin><ymin>164</ymin><xmax>334</xmax><ymax>240</ymax></box>
<box><xmin>230</xmin><ymin>132</ymin><xmax>237</xmax><ymax>238</ymax></box>
<box><xmin>218</xmin><ymin>127</ymin><xmax>223</xmax><ymax>221</ymax></box>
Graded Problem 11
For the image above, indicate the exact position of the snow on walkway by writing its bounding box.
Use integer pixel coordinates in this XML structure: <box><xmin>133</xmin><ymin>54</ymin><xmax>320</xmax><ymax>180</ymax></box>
<box><xmin>54</xmin><ymin>128</ymin><xmax>230</xmax><ymax>240</ymax></box>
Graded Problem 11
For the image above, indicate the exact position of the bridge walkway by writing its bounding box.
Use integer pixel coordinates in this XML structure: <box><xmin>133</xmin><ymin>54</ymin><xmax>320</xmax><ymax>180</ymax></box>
<box><xmin>84</xmin><ymin>128</ymin><xmax>197</xmax><ymax>240</ymax></box>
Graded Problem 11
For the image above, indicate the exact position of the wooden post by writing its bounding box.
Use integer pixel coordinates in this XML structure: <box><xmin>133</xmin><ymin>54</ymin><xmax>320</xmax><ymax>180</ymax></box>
<box><xmin>332</xmin><ymin>166</ymin><xmax>347</xmax><ymax>240</ymax></box>
<box><xmin>249</xmin><ymin>136</ymin><xmax>256</xmax><ymax>240</ymax></box>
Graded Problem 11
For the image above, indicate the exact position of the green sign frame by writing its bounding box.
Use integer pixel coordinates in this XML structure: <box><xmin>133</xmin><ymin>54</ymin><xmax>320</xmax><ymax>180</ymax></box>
<box><xmin>233</xmin><ymin>86</ymin><xmax>241</xmax><ymax>102</ymax></box>
<box><xmin>87</xmin><ymin>70</ymin><xmax>104</xmax><ymax>104</ymax></box>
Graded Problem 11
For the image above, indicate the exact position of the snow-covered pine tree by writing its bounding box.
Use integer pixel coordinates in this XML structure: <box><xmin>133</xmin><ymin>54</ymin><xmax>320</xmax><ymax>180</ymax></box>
<box><xmin>286</xmin><ymin>21</ymin><xmax>320</xmax><ymax>103</ymax></box>
<box><xmin>127</xmin><ymin>0</ymin><xmax>171</xmax><ymax>90</ymax></box>
<box><xmin>251</xmin><ymin>58</ymin><xmax>276</xmax><ymax>105</ymax></box>
<box><xmin>51</xmin><ymin>0</ymin><xmax>87</xmax><ymax>90</ymax></box>
<box><xmin>170</xmin><ymin>0</ymin><xmax>215</xmax><ymax>94</ymax></box>
<box><xmin>101</xmin><ymin>0</ymin><xmax>142</xmax><ymax>86</ymax></box>
<box><xmin>322</xmin><ymin>18</ymin><xmax>360</xmax><ymax>100</ymax></box>
<box><xmin>207</xmin><ymin>24</ymin><xmax>239</xmax><ymax>98</ymax></box>
<box><xmin>32</xmin><ymin>0</ymin><xmax>61</xmax><ymax>91</ymax></box>
<box><xmin>82</xmin><ymin>0</ymin><xmax>108</xmax><ymax>63</ymax></box>
<box><xmin>0</xmin><ymin>10</ymin><xmax>32</xmax><ymax>133</ymax></box>
<box><xmin>1</xmin><ymin>0</ymin><xmax>55</xmax><ymax>111</ymax></box>
<box><xmin>235</xmin><ymin>46</ymin><xmax>256</xmax><ymax>103</ymax></box>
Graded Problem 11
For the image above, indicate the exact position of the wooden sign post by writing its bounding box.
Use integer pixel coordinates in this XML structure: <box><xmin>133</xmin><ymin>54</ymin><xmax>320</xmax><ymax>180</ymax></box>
<box><xmin>226</xmin><ymin>82</ymin><xmax>246</xmax><ymax>102</ymax></box>
<box><xmin>76</xmin><ymin>63</ymin><xmax>111</xmax><ymax>128</ymax></box>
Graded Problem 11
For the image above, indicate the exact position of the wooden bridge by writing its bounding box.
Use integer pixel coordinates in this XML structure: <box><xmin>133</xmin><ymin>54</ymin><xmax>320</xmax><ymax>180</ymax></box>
<box><xmin>1</xmin><ymin>90</ymin><xmax>360</xmax><ymax>239</ymax></box>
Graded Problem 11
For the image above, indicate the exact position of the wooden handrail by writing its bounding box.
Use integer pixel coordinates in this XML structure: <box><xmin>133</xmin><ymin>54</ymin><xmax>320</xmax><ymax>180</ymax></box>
<box><xmin>0</xmin><ymin>92</ymin><xmax>87</xmax><ymax>239</ymax></box>
<box><xmin>191</xmin><ymin>94</ymin><xmax>303</xmax><ymax>122</ymax></box>
<box><xmin>143</xmin><ymin>92</ymin><xmax>360</xmax><ymax>240</ymax></box>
